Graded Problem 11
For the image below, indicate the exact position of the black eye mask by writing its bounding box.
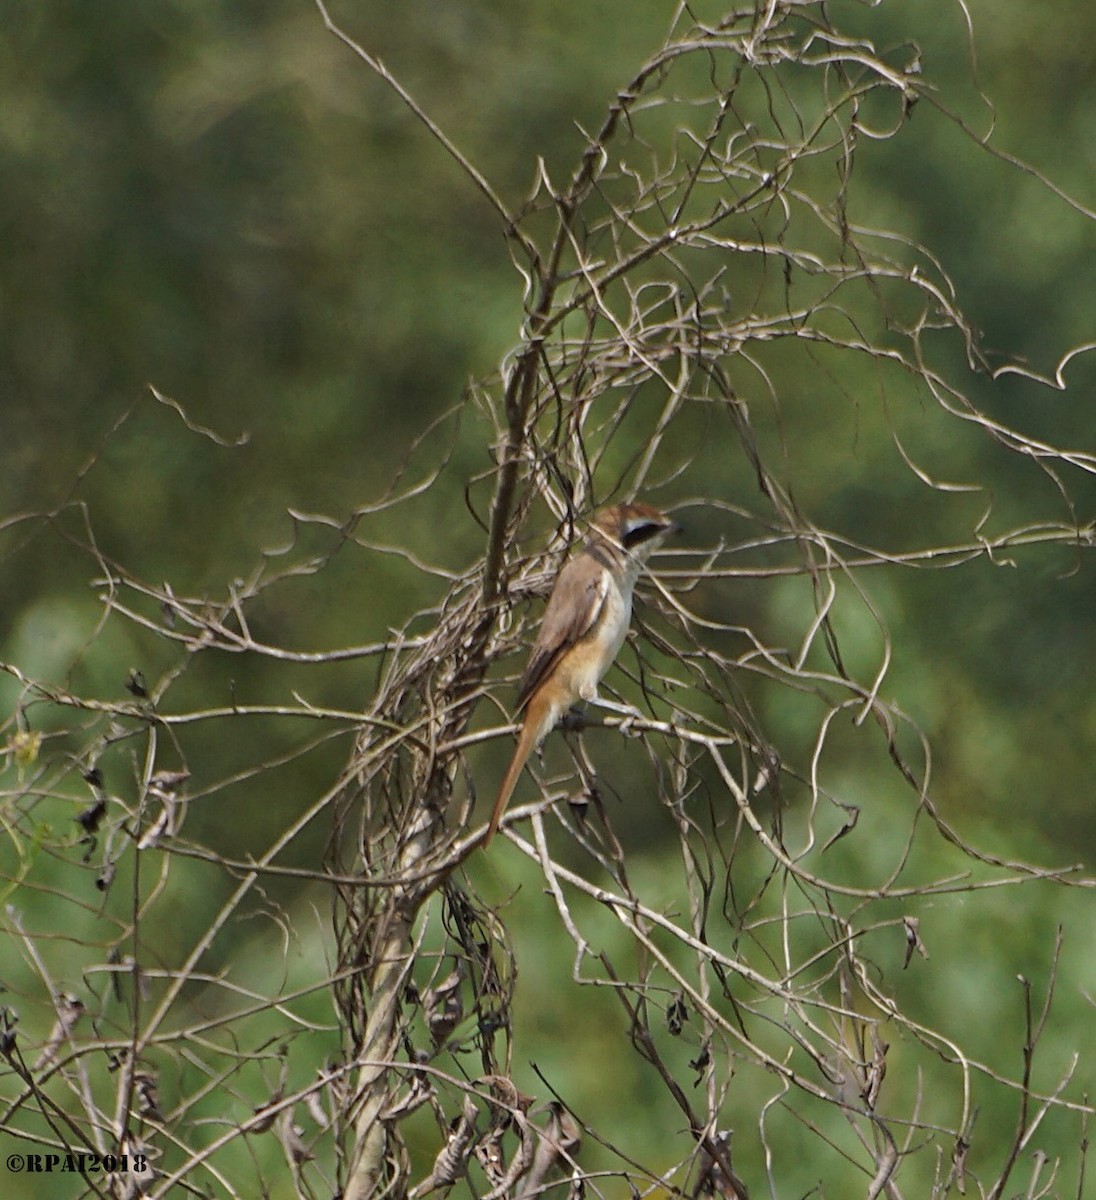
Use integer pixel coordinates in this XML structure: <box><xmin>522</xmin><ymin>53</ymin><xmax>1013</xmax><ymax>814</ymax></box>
<box><xmin>622</xmin><ymin>521</ymin><xmax>666</xmax><ymax>549</ymax></box>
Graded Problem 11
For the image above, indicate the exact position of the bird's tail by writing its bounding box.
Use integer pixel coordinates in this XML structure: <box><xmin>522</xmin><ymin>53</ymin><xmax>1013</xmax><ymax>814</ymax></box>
<box><xmin>485</xmin><ymin>700</ymin><xmax>550</xmax><ymax>845</ymax></box>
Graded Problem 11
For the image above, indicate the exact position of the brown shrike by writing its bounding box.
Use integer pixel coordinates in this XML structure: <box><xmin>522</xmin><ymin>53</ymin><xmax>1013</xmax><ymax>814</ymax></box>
<box><xmin>485</xmin><ymin>502</ymin><xmax>678</xmax><ymax>844</ymax></box>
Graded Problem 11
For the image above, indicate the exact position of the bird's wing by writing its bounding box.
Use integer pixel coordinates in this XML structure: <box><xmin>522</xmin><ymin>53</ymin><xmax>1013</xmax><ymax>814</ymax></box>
<box><xmin>515</xmin><ymin>554</ymin><xmax>609</xmax><ymax>712</ymax></box>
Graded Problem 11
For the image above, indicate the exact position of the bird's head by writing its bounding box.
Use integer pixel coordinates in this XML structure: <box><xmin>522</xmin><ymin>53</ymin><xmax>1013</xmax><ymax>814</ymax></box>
<box><xmin>589</xmin><ymin>501</ymin><xmax>680</xmax><ymax>564</ymax></box>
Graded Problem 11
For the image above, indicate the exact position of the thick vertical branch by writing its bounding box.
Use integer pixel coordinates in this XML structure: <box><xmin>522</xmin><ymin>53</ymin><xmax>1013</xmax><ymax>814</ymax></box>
<box><xmin>338</xmin><ymin>582</ymin><xmax>502</xmax><ymax>1198</ymax></box>
<box><xmin>342</xmin><ymin>860</ymin><xmax>426</xmax><ymax>1200</ymax></box>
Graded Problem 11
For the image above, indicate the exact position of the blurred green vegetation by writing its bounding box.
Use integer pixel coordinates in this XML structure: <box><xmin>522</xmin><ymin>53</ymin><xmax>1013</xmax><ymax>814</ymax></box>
<box><xmin>1</xmin><ymin>1</ymin><xmax>1094</xmax><ymax>1196</ymax></box>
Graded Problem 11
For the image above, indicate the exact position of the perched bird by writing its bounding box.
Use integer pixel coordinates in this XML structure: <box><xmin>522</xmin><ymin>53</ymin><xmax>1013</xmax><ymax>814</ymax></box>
<box><xmin>485</xmin><ymin>501</ymin><xmax>678</xmax><ymax>844</ymax></box>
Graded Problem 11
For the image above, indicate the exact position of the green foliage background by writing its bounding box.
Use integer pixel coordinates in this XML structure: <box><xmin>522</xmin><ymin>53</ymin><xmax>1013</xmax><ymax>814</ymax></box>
<box><xmin>1</xmin><ymin>0</ymin><xmax>1094</xmax><ymax>1196</ymax></box>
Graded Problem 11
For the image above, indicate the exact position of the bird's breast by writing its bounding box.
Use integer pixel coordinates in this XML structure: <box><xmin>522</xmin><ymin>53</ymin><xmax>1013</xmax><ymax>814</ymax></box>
<box><xmin>596</xmin><ymin>577</ymin><xmax>632</xmax><ymax>665</ymax></box>
<box><xmin>558</xmin><ymin>576</ymin><xmax>632</xmax><ymax>702</ymax></box>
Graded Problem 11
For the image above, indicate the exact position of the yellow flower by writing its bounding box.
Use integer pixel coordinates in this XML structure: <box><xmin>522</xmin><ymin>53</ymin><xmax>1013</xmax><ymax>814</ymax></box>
<box><xmin>13</xmin><ymin>729</ymin><xmax>42</xmax><ymax>780</ymax></box>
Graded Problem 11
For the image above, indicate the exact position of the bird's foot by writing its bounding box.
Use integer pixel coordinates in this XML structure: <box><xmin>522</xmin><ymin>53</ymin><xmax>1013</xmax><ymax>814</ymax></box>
<box><xmin>588</xmin><ymin>696</ymin><xmax>644</xmax><ymax>736</ymax></box>
<box><xmin>561</xmin><ymin>705</ymin><xmax>591</xmax><ymax>733</ymax></box>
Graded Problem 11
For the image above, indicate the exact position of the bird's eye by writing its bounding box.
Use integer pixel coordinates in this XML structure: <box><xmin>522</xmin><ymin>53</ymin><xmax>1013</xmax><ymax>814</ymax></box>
<box><xmin>622</xmin><ymin>521</ymin><xmax>663</xmax><ymax>549</ymax></box>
